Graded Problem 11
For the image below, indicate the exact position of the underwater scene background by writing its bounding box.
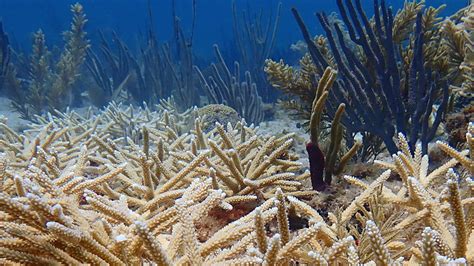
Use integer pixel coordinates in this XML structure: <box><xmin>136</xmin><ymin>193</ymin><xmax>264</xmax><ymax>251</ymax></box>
<box><xmin>0</xmin><ymin>0</ymin><xmax>468</xmax><ymax>57</ymax></box>
<box><xmin>0</xmin><ymin>0</ymin><xmax>473</xmax><ymax>265</ymax></box>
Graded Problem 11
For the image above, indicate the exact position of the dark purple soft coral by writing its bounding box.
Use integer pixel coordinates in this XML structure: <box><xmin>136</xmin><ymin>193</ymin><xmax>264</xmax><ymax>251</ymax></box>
<box><xmin>306</xmin><ymin>142</ymin><xmax>326</xmax><ymax>191</ymax></box>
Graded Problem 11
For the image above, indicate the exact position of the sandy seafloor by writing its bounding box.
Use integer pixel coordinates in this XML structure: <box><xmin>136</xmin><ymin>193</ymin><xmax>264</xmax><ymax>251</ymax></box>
<box><xmin>0</xmin><ymin>97</ymin><xmax>29</xmax><ymax>131</ymax></box>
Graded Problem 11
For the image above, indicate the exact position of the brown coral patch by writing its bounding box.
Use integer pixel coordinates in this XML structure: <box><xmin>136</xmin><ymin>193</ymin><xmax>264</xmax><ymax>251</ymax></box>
<box><xmin>446</xmin><ymin>105</ymin><xmax>474</xmax><ymax>146</ymax></box>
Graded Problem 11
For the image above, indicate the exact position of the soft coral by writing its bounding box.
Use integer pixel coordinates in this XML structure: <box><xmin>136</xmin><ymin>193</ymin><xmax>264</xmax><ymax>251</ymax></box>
<box><xmin>306</xmin><ymin>142</ymin><xmax>326</xmax><ymax>191</ymax></box>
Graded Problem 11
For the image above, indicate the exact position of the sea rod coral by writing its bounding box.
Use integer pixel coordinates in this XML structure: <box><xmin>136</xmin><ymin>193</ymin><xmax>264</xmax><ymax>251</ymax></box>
<box><xmin>272</xmin><ymin>0</ymin><xmax>452</xmax><ymax>155</ymax></box>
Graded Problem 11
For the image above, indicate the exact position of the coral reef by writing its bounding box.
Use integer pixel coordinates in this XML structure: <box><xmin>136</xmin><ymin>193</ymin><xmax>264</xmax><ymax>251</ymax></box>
<box><xmin>0</xmin><ymin>1</ymin><xmax>472</xmax><ymax>265</ymax></box>
<box><xmin>0</xmin><ymin>102</ymin><xmax>472</xmax><ymax>264</ymax></box>
<box><xmin>231</xmin><ymin>1</ymin><xmax>281</xmax><ymax>102</ymax></box>
<box><xmin>273</xmin><ymin>0</ymin><xmax>455</xmax><ymax>155</ymax></box>
<box><xmin>0</xmin><ymin>101</ymin><xmax>312</xmax><ymax>264</ymax></box>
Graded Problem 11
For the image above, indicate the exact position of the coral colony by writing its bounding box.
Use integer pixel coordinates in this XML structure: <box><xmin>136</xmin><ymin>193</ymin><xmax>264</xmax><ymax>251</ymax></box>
<box><xmin>0</xmin><ymin>0</ymin><xmax>473</xmax><ymax>265</ymax></box>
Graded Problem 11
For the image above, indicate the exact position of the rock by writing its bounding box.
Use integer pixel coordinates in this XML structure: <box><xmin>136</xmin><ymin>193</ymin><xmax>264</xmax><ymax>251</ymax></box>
<box><xmin>197</xmin><ymin>104</ymin><xmax>241</xmax><ymax>132</ymax></box>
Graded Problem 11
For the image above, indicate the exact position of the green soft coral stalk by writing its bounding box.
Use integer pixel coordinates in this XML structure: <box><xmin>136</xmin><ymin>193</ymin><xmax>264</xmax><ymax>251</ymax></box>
<box><xmin>48</xmin><ymin>3</ymin><xmax>89</xmax><ymax>111</ymax></box>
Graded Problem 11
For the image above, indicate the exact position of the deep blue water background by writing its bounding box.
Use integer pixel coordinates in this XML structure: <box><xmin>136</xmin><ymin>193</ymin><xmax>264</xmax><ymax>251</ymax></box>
<box><xmin>0</xmin><ymin>0</ymin><xmax>468</xmax><ymax>60</ymax></box>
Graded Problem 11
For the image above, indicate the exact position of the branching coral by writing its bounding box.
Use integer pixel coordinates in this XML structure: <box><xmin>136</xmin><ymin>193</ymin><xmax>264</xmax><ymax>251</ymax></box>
<box><xmin>289</xmin><ymin>0</ymin><xmax>451</xmax><ymax>154</ymax></box>
<box><xmin>0</xmin><ymin>1</ymin><xmax>472</xmax><ymax>265</ymax></box>
<box><xmin>342</xmin><ymin>129</ymin><xmax>474</xmax><ymax>262</ymax></box>
<box><xmin>0</xmin><ymin>103</ymin><xmax>472</xmax><ymax>264</ymax></box>
<box><xmin>0</xmin><ymin>99</ymin><xmax>314</xmax><ymax>264</ymax></box>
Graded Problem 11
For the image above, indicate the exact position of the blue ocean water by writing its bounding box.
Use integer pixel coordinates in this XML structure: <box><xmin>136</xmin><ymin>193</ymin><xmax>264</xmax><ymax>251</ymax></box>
<box><xmin>0</xmin><ymin>0</ymin><xmax>468</xmax><ymax>57</ymax></box>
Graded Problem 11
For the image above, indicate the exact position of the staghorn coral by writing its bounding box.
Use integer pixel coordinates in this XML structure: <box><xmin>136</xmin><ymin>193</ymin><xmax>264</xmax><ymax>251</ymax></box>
<box><xmin>0</xmin><ymin>102</ymin><xmax>472</xmax><ymax>264</ymax></box>
<box><xmin>0</xmin><ymin>100</ymin><xmax>315</xmax><ymax>264</ymax></box>
<box><xmin>343</xmin><ymin>129</ymin><xmax>474</xmax><ymax>263</ymax></box>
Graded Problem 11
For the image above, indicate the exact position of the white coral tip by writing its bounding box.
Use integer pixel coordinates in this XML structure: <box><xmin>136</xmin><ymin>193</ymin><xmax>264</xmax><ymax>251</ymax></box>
<box><xmin>115</xmin><ymin>235</ymin><xmax>127</xmax><ymax>242</ymax></box>
<box><xmin>353</xmin><ymin>132</ymin><xmax>363</xmax><ymax>144</ymax></box>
